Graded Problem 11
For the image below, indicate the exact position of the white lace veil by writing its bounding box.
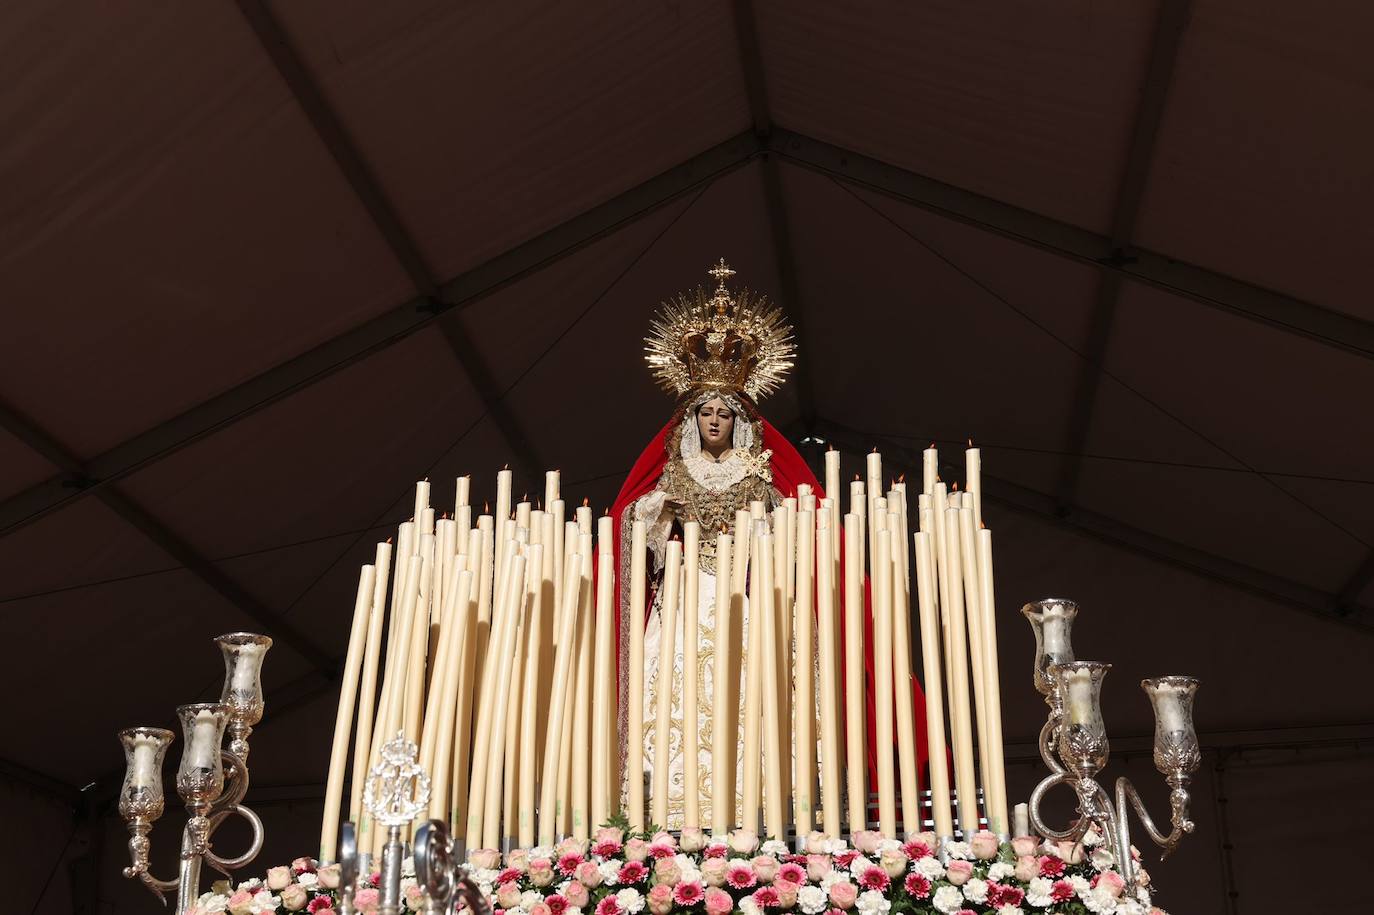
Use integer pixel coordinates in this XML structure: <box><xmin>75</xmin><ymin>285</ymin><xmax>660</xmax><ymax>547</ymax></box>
<box><xmin>678</xmin><ymin>391</ymin><xmax>753</xmax><ymax>461</ymax></box>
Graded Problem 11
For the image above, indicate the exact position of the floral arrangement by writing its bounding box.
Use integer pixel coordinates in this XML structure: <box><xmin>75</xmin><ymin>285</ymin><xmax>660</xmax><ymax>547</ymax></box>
<box><xmin>188</xmin><ymin>824</ymin><xmax>1168</xmax><ymax>915</ymax></box>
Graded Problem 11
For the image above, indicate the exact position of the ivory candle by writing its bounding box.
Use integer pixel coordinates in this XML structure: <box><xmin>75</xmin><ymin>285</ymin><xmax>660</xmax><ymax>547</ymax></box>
<box><xmin>456</xmin><ymin>474</ymin><xmax>471</xmax><ymax>510</ymax></box>
<box><xmin>874</xmin><ymin>528</ymin><xmax>896</xmax><ymax>836</ymax></box>
<box><xmin>544</xmin><ymin>470</ymin><xmax>561</xmax><ymax>511</ymax></box>
<box><xmin>843</xmin><ymin>515</ymin><xmax>867</xmax><ymax>832</ymax></box>
<box><xmin>320</xmin><ymin>565</ymin><xmax>377</xmax><ymax>861</ymax></box>
<box><xmin>711</xmin><ymin>533</ymin><xmax>734</xmax><ymax>835</ymax></box>
<box><xmin>958</xmin><ymin>507</ymin><xmax>991</xmax><ymax>824</ymax></box>
<box><xmin>189</xmin><ymin>710</ymin><xmax>220</xmax><ymax>770</ymax></box>
<box><xmin>965</xmin><ymin>445</ymin><xmax>982</xmax><ymax>533</ymax></box>
<box><xmin>517</xmin><ymin>545</ymin><xmax>545</xmax><ymax>846</ymax></box>
<box><xmin>1013</xmin><ymin>802</ymin><xmax>1030</xmax><ymax>838</ymax></box>
<box><xmin>758</xmin><ymin>533</ymin><xmax>785</xmax><ymax>840</ymax></box>
<box><xmin>889</xmin><ymin>519</ymin><xmax>921</xmax><ymax>837</ymax></box>
<box><xmin>771</xmin><ymin>509</ymin><xmax>792</xmax><ymax>809</ymax></box>
<box><xmin>501</xmin><ymin>564</ymin><xmax>529</xmax><ymax>844</ymax></box>
<box><xmin>540</xmin><ymin>552</ymin><xmax>585</xmax><ymax>844</ymax></box>
<box><xmin>571</xmin><ymin>534</ymin><xmax>594</xmax><ymax>838</ymax></box>
<box><xmin>793</xmin><ymin>508</ymin><xmax>815</xmax><ymax>834</ymax></box>
<box><xmin>849</xmin><ymin>480</ymin><xmax>866</xmax><ymax>577</ymax></box>
<box><xmin>591</xmin><ymin>533</ymin><xmax>615</xmax><ymax>831</ymax></box>
<box><xmin>464</xmin><ymin>547</ymin><xmax>508</xmax><ymax>850</ymax></box>
<box><xmin>430</xmin><ymin>568</ymin><xmax>473</xmax><ymax>823</ymax></box>
<box><xmin>495</xmin><ymin>468</ymin><xmax>512</xmax><ymax>570</ymax></box>
<box><xmin>448</xmin><ymin>567</ymin><xmax>480</xmax><ymax>836</ymax></box>
<box><xmin>915</xmin><ymin>532</ymin><xmax>953</xmax><ymax>839</ymax></box>
<box><xmin>922</xmin><ymin>445</ymin><xmax>937</xmax><ymax>495</ymax></box>
<box><xmin>576</xmin><ymin>502</ymin><xmax>593</xmax><ymax>536</ymax></box>
<box><xmin>626</xmin><ymin>521</ymin><xmax>648</xmax><ymax>831</ymax></box>
<box><xmin>414</xmin><ymin>479</ymin><xmax>431</xmax><ymax>524</ymax></box>
<box><xmin>652</xmin><ymin>541</ymin><xmax>683</xmax><ymax>827</ymax></box>
<box><xmin>816</xmin><ymin>521</ymin><xmax>842</xmax><ymax>838</ymax></box>
<box><xmin>741</xmin><ymin>523</ymin><xmax>764</xmax><ymax>831</ymax></box>
<box><xmin>683</xmin><ymin>521</ymin><xmax>701</xmax><ymax>829</ymax></box>
<box><xmin>942</xmin><ymin>509</ymin><xmax>979</xmax><ymax>837</ymax></box>
<box><xmin>482</xmin><ymin>555</ymin><xmax>527</xmax><ymax>850</ymax></box>
<box><xmin>977</xmin><ymin>528</ymin><xmax>1008</xmax><ymax>835</ymax></box>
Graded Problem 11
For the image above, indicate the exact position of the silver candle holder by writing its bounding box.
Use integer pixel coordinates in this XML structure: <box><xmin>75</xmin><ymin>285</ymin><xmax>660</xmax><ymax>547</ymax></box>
<box><xmin>1022</xmin><ymin>599</ymin><xmax>1199</xmax><ymax>890</ymax></box>
<box><xmin>119</xmin><ymin>633</ymin><xmax>272</xmax><ymax>911</ymax></box>
<box><xmin>337</xmin><ymin>733</ymin><xmax>432</xmax><ymax>915</ymax></box>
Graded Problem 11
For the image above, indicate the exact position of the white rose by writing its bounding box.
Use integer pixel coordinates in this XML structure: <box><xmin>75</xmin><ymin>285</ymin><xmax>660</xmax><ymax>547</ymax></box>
<box><xmin>296</xmin><ymin>873</ymin><xmax>318</xmax><ymax>889</ymax></box>
<box><xmin>615</xmin><ymin>888</ymin><xmax>646</xmax><ymax>914</ymax></box>
<box><xmin>933</xmin><ymin>885</ymin><xmax>965</xmax><ymax>914</ymax></box>
<box><xmin>761</xmin><ymin>839</ymin><xmax>789</xmax><ymax>857</ymax></box>
<box><xmin>738</xmin><ymin>898</ymin><xmax>761</xmax><ymax>915</ymax></box>
<box><xmin>987</xmin><ymin>862</ymin><xmax>1014</xmax><ymax>882</ymax></box>
<box><xmin>797</xmin><ymin>885</ymin><xmax>828</xmax><ymax>915</ymax></box>
<box><xmin>248</xmin><ymin>891</ymin><xmax>280</xmax><ymax>915</ymax></box>
<box><xmin>963</xmin><ymin>878</ymin><xmax>989</xmax><ymax>904</ymax></box>
<box><xmin>856</xmin><ymin>889</ymin><xmax>891</xmax><ymax>915</ymax></box>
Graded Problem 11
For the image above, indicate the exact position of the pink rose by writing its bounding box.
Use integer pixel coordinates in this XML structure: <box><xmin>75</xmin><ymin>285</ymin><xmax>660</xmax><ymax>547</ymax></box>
<box><xmin>403</xmin><ymin>884</ymin><xmax>425</xmax><ymax>910</ymax></box>
<box><xmin>913</xmin><ymin>830</ymin><xmax>939</xmax><ymax>852</ymax></box>
<box><xmin>470</xmin><ymin>848</ymin><xmax>503</xmax><ymax>870</ymax></box>
<box><xmin>806</xmin><ymin>854</ymin><xmax>833</xmax><ymax>881</ymax></box>
<box><xmin>773</xmin><ymin>879</ymin><xmax>799</xmax><ymax>909</ymax></box>
<box><xmin>530</xmin><ymin>904</ymin><xmax>553</xmax><ymax>915</ymax></box>
<box><xmin>730</xmin><ymin>829</ymin><xmax>759</xmax><ymax>854</ymax></box>
<box><xmin>575</xmin><ymin>860</ymin><xmax>603</xmax><ymax>887</ymax></box>
<box><xmin>1095</xmin><ymin>870</ymin><xmax>1127</xmax><ymax>899</ymax></box>
<box><xmin>312</xmin><ymin>910</ymin><xmax>336</xmax><ymax>915</ymax></box>
<box><xmin>266</xmin><ymin>866</ymin><xmax>294</xmax><ymax>891</ymax></box>
<box><xmin>651</xmin><ymin>830</ymin><xmax>677</xmax><ymax>849</ymax></box>
<box><xmin>955</xmin><ymin>910</ymin><xmax>978</xmax><ymax>915</ymax></box>
<box><xmin>703</xmin><ymin>888</ymin><xmax>733</xmax><ymax>915</ymax></box>
<box><xmin>565</xmin><ymin>883</ymin><xmax>590</xmax><ymax>908</ymax></box>
<box><xmin>529</xmin><ymin>858</ymin><xmax>556</xmax><ymax>887</ymax></box>
<box><xmin>1013</xmin><ymin>855</ymin><xmax>1038</xmax><ymax>882</ymax></box>
<box><xmin>751</xmin><ymin>855</ymin><xmax>780</xmax><ymax>882</ymax></box>
<box><xmin>507</xmin><ymin>849</ymin><xmax>531</xmax><ymax>873</ymax></box>
<box><xmin>316</xmin><ymin>864</ymin><xmax>341</xmax><ymax>889</ymax></box>
<box><xmin>828</xmin><ymin>880</ymin><xmax>858</xmax><ymax>909</ymax></box>
<box><xmin>805</xmin><ymin>831</ymin><xmax>831</xmax><ymax>854</ymax></box>
<box><xmin>647</xmin><ymin>884</ymin><xmax>674</xmax><ymax>915</ymax></box>
<box><xmin>945</xmin><ymin>860</ymin><xmax>973</xmax><ymax>886</ymax></box>
<box><xmin>495</xmin><ymin>882</ymin><xmax>522</xmax><ymax>909</ymax></box>
<box><xmin>281</xmin><ymin>884</ymin><xmax>308</xmax><ymax>911</ymax></box>
<box><xmin>624</xmin><ymin>838</ymin><xmax>651</xmax><ymax>861</ymax></box>
<box><xmin>353</xmin><ymin>888</ymin><xmax>379</xmax><ymax>915</ymax></box>
<box><xmin>970</xmin><ymin>830</ymin><xmax>1000</xmax><ymax>861</ymax></box>
<box><xmin>558</xmin><ymin>837</ymin><xmax>590</xmax><ymax>858</ymax></box>
<box><xmin>879</xmin><ymin>848</ymin><xmax>908</xmax><ymax>879</ymax></box>
<box><xmin>227</xmin><ymin>890</ymin><xmax>254</xmax><ymax>915</ymax></box>
<box><xmin>1053</xmin><ymin>840</ymin><xmax>1085</xmax><ymax>865</ymax></box>
<box><xmin>851</xmin><ymin>830</ymin><xmax>881</xmax><ymax>854</ymax></box>
<box><xmin>679</xmin><ymin>827</ymin><xmax>706</xmax><ymax>852</ymax></box>
<box><xmin>594</xmin><ymin>826</ymin><xmax>625</xmax><ymax>846</ymax></box>
<box><xmin>652</xmin><ymin>858</ymin><xmax>681</xmax><ymax>885</ymax></box>
<box><xmin>1011</xmin><ymin>835</ymin><xmax>1039</xmax><ymax>857</ymax></box>
<box><xmin>700</xmin><ymin>857</ymin><xmax>729</xmax><ymax>887</ymax></box>
<box><xmin>291</xmin><ymin>856</ymin><xmax>317</xmax><ymax>875</ymax></box>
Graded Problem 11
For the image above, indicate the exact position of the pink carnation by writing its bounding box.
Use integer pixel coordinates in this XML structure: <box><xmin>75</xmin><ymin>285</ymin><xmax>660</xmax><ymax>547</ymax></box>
<box><xmin>673</xmin><ymin>882</ymin><xmax>705</xmax><ymax>906</ymax></box>
<box><xmin>904</xmin><ymin>873</ymin><xmax>931</xmax><ymax>899</ymax></box>
<box><xmin>726</xmin><ymin>861</ymin><xmax>757</xmax><ymax>889</ymax></box>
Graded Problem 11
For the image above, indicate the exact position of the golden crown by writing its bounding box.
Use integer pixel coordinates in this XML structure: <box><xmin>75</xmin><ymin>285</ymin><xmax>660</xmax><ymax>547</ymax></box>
<box><xmin>644</xmin><ymin>259</ymin><xmax>795</xmax><ymax>403</ymax></box>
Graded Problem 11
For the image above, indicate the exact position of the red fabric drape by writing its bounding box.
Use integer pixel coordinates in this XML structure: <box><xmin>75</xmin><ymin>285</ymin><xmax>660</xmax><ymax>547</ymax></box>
<box><xmin>606</xmin><ymin>415</ymin><xmax>930</xmax><ymax>830</ymax></box>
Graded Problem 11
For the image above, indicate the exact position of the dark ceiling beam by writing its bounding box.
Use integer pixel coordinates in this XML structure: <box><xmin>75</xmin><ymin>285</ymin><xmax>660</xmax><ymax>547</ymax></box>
<box><xmin>1334</xmin><ymin>550</ymin><xmax>1374</xmax><ymax>617</ymax></box>
<box><xmin>234</xmin><ymin>0</ymin><xmax>547</xmax><ymax>489</ymax></box>
<box><xmin>1055</xmin><ymin>0</ymin><xmax>1192</xmax><ymax>512</ymax></box>
<box><xmin>811</xmin><ymin>418</ymin><xmax>1374</xmax><ymax>634</ymax></box>
<box><xmin>0</xmin><ymin>399</ymin><xmax>337</xmax><ymax>672</ymax></box>
<box><xmin>0</xmin><ymin>130</ymin><xmax>759</xmax><ymax>540</ymax></box>
<box><xmin>766</xmin><ymin>130</ymin><xmax>1374</xmax><ymax>363</ymax></box>
<box><xmin>732</xmin><ymin>0</ymin><xmax>818</xmax><ymax>430</ymax></box>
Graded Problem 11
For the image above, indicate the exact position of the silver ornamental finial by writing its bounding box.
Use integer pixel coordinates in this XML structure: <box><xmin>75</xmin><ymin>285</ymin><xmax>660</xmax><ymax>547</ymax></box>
<box><xmin>363</xmin><ymin>733</ymin><xmax>431</xmax><ymax>827</ymax></box>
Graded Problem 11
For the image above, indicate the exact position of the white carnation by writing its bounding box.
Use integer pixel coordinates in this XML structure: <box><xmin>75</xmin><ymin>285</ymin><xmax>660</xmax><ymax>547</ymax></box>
<box><xmin>987</xmin><ymin>862</ymin><xmax>1014</xmax><ymax>882</ymax></box>
<box><xmin>914</xmin><ymin>856</ymin><xmax>945</xmax><ymax>879</ymax></box>
<box><xmin>1091</xmin><ymin>847</ymin><xmax>1115</xmax><ymax>870</ymax></box>
<box><xmin>998</xmin><ymin>907</ymin><xmax>1025</xmax><ymax>915</ymax></box>
<box><xmin>856</xmin><ymin>889</ymin><xmax>891</xmax><ymax>915</ymax></box>
<box><xmin>963</xmin><ymin>877</ymin><xmax>989</xmax><ymax>904</ymax></box>
<box><xmin>876</xmin><ymin>838</ymin><xmax>902</xmax><ymax>854</ymax></box>
<box><xmin>797</xmin><ymin>885</ymin><xmax>828</xmax><ymax>915</ymax></box>
<box><xmin>826</xmin><ymin>837</ymin><xmax>850</xmax><ymax>855</ymax></box>
<box><xmin>945</xmin><ymin>840</ymin><xmax>972</xmax><ymax>860</ymax></box>
<box><xmin>1082</xmin><ymin>828</ymin><xmax>1103</xmax><ymax>846</ymax></box>
<box><xmin>247</xmin><ymin>890</ymin><xmax>279</xmax><ymax>915</ymax></box>
<box><xmin>761</xmin><ymin>839</ymin><xmax>789</xmax><ymax>857</ymax></box>
<box><xmin>237</xmin><ymin>879</ymin><xmax>263</xmax><ymax>891</ymax></box>
<box><xmin>531</xmin><ymin>845</ymin><xmax>555</xmax><ymax>859</ymax></box>
<box><xmin>521</xmin><ymin>890</ymin><xmax>543</xmax><ymax>909</ymax></box>
<box><xmin>1025</xmin><ymin>877</ymin><xmax>1054</xmax><ymax>908</ymax></box>
<box><xmin>615</xmin><ymin>888</ymin><xmax>646</xmax><ymax>913</ymax></box>
<box><xmin>1083</xmin><ymin>887</ymin><xmax>1119</xmax><ymax>914</ymax></box>
<box><xmin>198</xmin><ymin>893</ymin><xmax>230</xmax><ymax>913</ymax></box>
<box><xmin>402</xmin><ymin>856</ymin><xmax>416</xmax><ymax>877</ymax></box>
<box><xmin>933</xmin><ymin>885</ymin><xmax>965</xmax><ymax>914</ymax></box>
<box><xmin>820</xmin><ymin>870</ymin><xmax>845</xmax><ymax>890</ymax></box>
<box><xmin>599</xmin><ymin>859</ymin><xmax>622</xmax><ymax>886</ymax></box>
<box><xmin>738</xmin><ymin>898</ymin><xmax>762</xmax><ymax>915</ymax></box>
<box><xmin>1116</xmin><ymin>900</ymin><xmax>1144</xmax><ymax>915</ymax></box>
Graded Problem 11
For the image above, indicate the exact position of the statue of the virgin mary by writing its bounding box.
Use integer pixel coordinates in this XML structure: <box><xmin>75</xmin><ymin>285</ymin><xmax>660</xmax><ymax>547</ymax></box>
<box><xmin>608</xmin><ymin>261</ymin><xmax>821</xmax><ymax>828</ymax></box>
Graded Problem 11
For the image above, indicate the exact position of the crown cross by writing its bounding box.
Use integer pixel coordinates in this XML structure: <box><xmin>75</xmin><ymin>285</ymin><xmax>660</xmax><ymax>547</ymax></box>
<box><xmin>708</xmin><ymin>258</ymin><xmax>736</xmax><ymax>289</ymax></box>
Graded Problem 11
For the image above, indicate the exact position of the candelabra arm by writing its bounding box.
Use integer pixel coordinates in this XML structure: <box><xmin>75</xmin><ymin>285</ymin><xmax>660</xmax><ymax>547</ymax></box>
<box><xmin>121</xmin><ymin>820</ymin><xmax>180</xmax><ymax>905</ymax></box>
<box><xmin>1027</xmin><ymin>771</ymin><xmax>1086</xmax><ymax>844</ymax></box>
<box><xmin>203</xmin><ymin>804</ymin><xmax>266</xmax><ymax>872</ymax></box>
<box><xmin>1116</xmin><ymin>775</ymin><xmax>1192</xmax><ymax>857</ymax></box>
<box><xmin>211</xmin><ymin>749</ymin><xmax>251</xmax><ymax>816</ymax></box>
<box><xmin>1038</xmin><ymin>704</ymin><xmax>1066</xmax><ymax>776</ymax></box>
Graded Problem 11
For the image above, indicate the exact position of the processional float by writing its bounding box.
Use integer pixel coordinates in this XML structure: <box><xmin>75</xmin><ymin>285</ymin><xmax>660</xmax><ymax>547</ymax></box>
<box><xmin>116</xmin><ymin>263</ymin><xmax>1198</xmax><ymax>914</ymax></box>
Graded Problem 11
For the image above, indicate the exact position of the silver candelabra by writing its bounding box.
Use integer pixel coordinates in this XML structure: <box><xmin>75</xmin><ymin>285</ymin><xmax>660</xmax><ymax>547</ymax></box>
<box><xmin>118</xmin><ymin>632</ymin><xmax>272</xmax><ymax>911</ymax></box>
<box><xmin>1022</xmin><ymin>599</ymin><xmax>1200</xmax><ymax>889</ymax></box>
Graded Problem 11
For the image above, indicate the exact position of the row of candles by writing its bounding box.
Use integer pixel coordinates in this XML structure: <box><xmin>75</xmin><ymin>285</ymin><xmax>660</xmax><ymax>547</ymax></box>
<box><xmin>319</xmin><ymin>442</ymin><xmax>1012</xmax><ymax>859</ymax></box>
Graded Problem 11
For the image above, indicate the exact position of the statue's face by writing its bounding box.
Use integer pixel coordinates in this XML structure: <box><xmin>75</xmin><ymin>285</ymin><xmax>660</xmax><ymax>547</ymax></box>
<box><xmin>696</xmin><ymin>397</ymin><xmax>735</xmax><ymax>451</ymax></box>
